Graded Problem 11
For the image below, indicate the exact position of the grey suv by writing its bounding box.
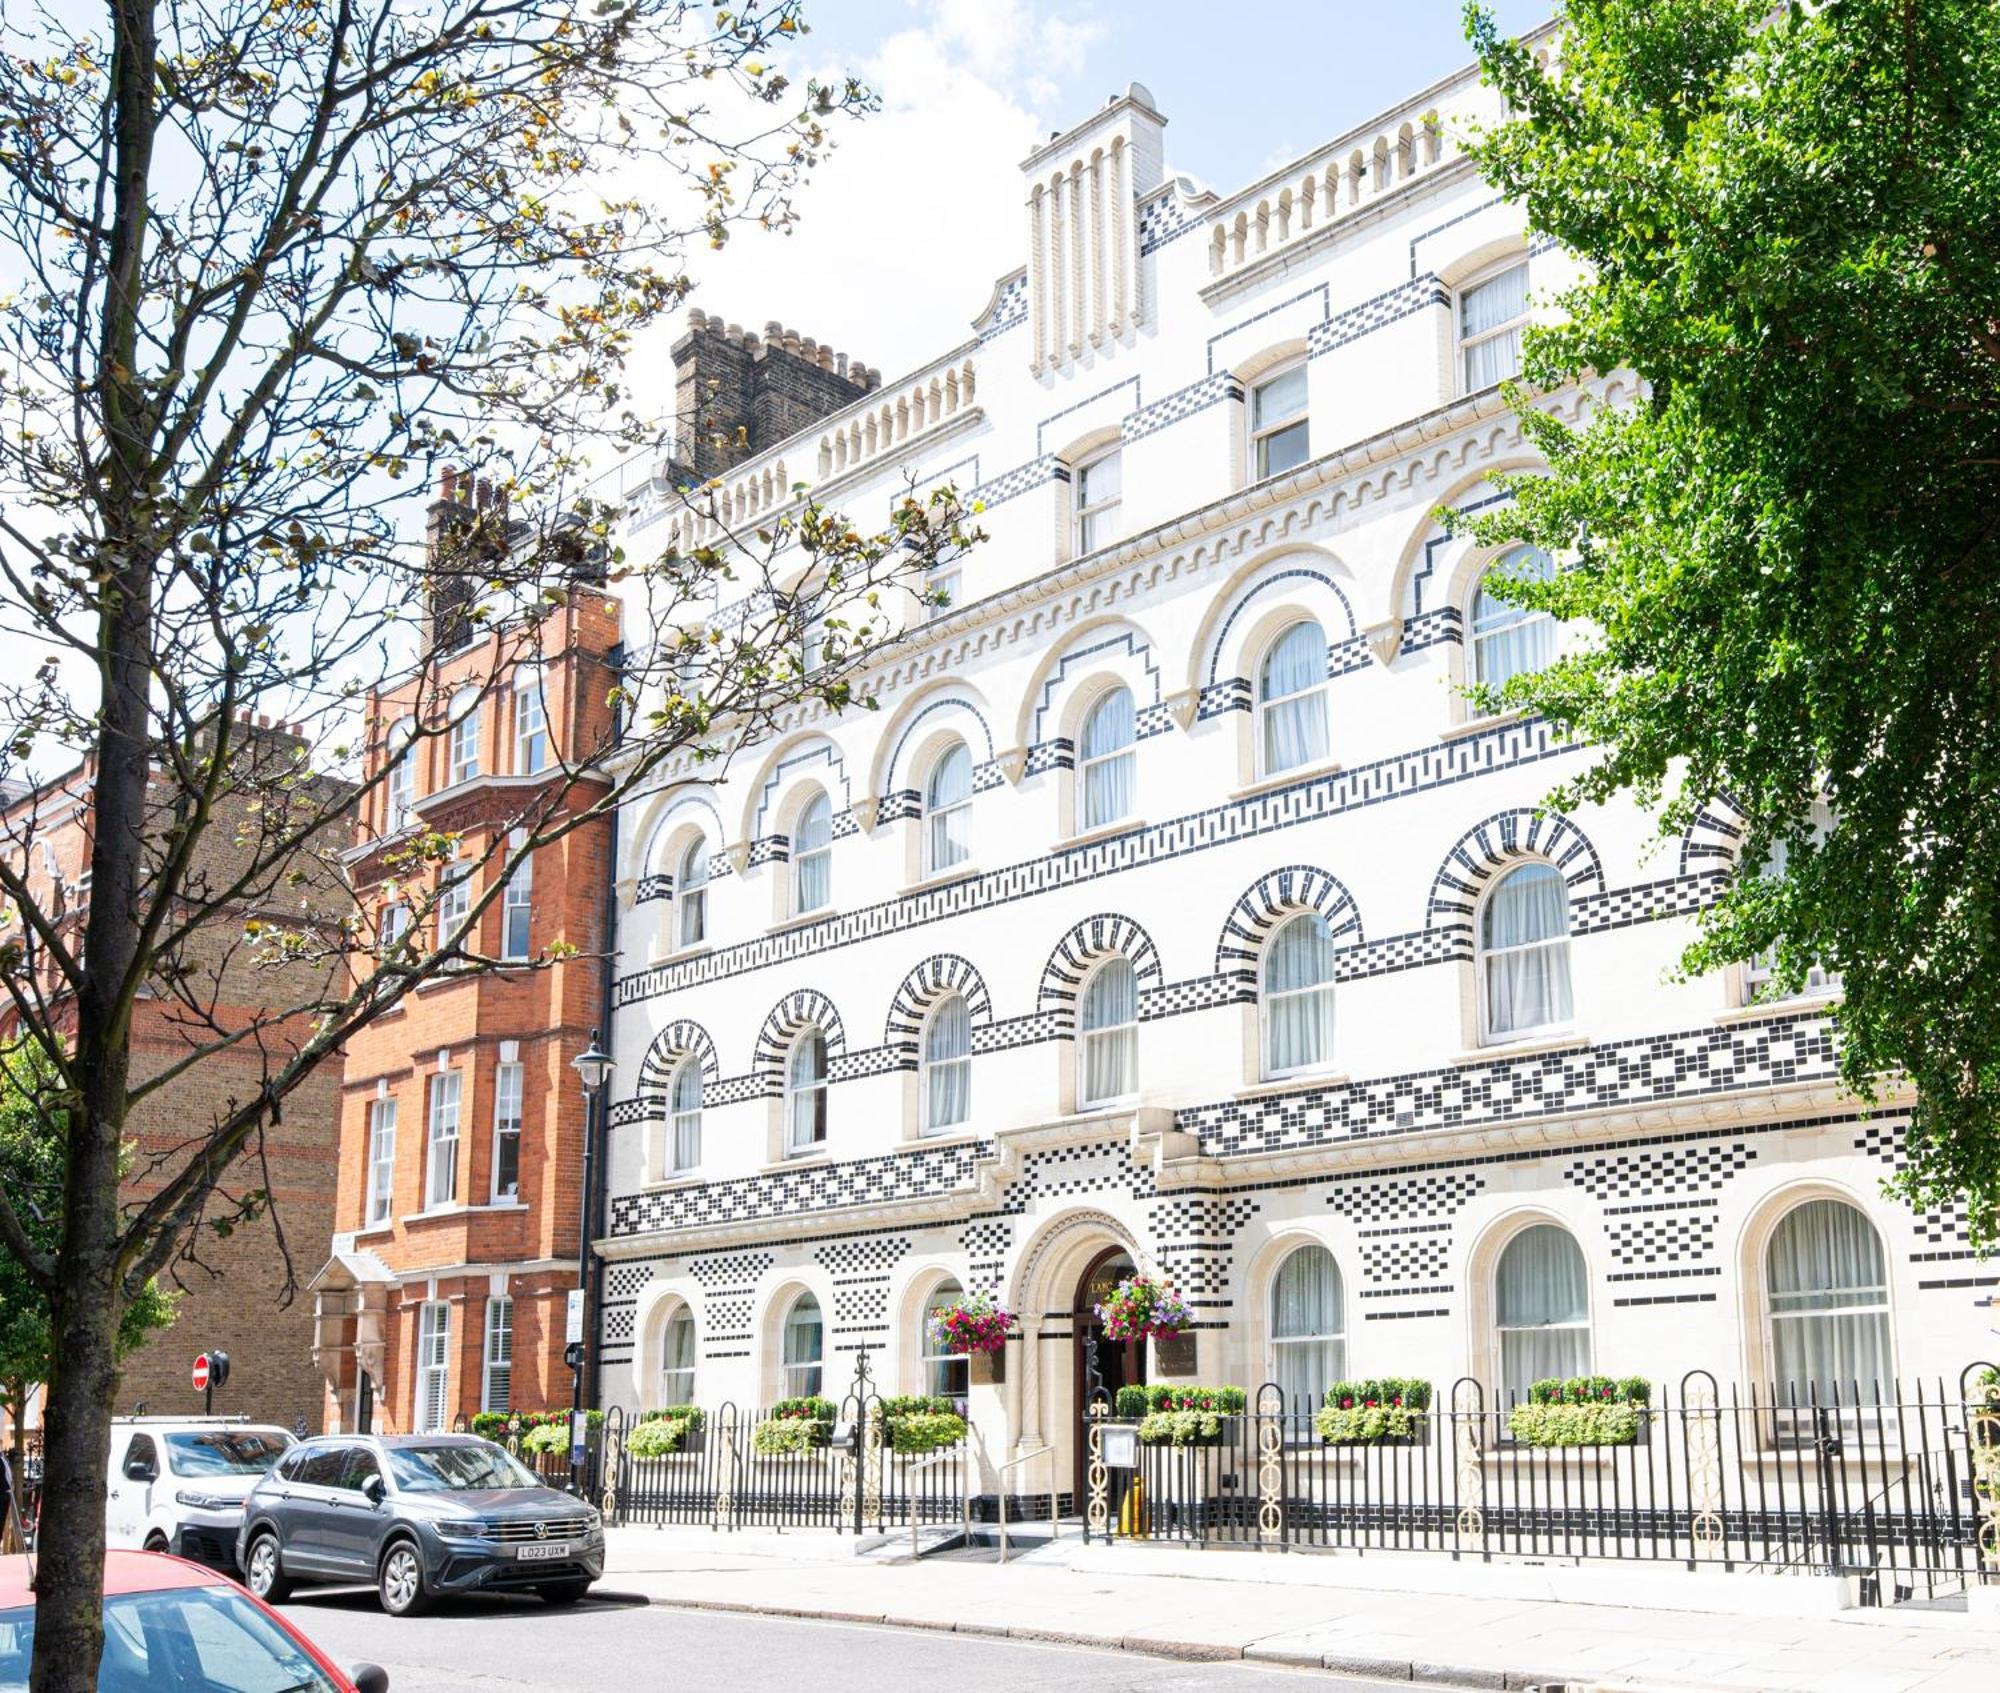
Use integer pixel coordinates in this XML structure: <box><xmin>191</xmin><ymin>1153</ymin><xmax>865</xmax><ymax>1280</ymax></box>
<box><xmin>236</xmin><ymin>1434</ymin><xmax>603</xmax><ymax>1616</ymax></box>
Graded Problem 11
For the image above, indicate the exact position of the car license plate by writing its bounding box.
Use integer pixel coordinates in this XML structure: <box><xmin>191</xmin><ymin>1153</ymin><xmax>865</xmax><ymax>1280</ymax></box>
<box><xmin>516</xmin><ymin>1542</ymin><xmax>570</xmax><ymax>1562</ymax></box>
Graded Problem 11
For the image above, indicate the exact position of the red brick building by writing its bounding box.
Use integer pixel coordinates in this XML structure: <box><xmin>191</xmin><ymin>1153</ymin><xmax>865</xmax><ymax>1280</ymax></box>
<box><xmin>0</xmin><ymin>724</ymin><xmax>345</xmax><ymax>1433</ymax></box>
<box><xmin>309</xmin><ymin>476</ymin><xmax>621</xmax><ymax>1434</ymax></box>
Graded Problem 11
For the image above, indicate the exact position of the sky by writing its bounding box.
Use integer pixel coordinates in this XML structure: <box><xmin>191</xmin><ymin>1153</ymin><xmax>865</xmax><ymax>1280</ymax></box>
<box><xmin>668</xmin><ymin>0</ymin><xmax>1551</xmax><ymax>388</ymax></box>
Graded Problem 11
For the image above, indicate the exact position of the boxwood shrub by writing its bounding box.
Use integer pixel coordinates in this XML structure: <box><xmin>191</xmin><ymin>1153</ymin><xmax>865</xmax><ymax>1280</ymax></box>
<box><xmin>1525</xmin><ymin>1375</ymin><xmax>1650</xmax><ymax>1406</ymax></box>
<box><xmin>1315</xmin><ymin>1378</ymin><xmax>1433</xmax><ymax>1444</ymax></box>
<box><xmin>1114</xmin><ymin>1384</ymin><xmax>1247</xmax><ymax>1419</ymax></box>
<box><xmin>1506</xmin><ymin>1400</ymin><xmax>1643</xmax><ymax>1447</ymax></box>
<box><xmin>887</xmin><ymin>1410</ymin><xmax>967</xmax><ymax>1453</ymax></box>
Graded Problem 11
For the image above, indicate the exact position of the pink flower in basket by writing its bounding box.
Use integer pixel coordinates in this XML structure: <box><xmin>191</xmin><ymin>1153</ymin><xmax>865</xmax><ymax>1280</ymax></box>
<box><xmin>1094</xmin><ymin>1275</ymin><xmax>1192</xmax><ymax>1343</ymax></box>
<box><xmin>929</xmin><ymin>1287</ymin><xmax>1014</xmax><ymax>1356</ymax></box>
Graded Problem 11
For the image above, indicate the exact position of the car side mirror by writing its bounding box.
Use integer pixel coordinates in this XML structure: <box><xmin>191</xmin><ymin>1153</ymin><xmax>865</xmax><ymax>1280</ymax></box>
<box><xmin>360</xmin><ymin>1474</ymin><xmax>386</xmax><ymax>1505</ymax></box>
<box><xmin>123</xmin><ymin>1458</ymin><xmax>155</xmax><ymax>1483</ymax></box>
<box><xmin>350</xmin><ymin>1665</ymin><xmax>390</xmax><ymax>1693</ymax></box>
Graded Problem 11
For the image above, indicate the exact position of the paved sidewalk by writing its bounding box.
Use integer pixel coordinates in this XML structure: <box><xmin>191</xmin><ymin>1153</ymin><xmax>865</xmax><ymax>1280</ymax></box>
<box><xmin>599</xmin><ymin>1525</ymin><xmax>2000</xmax><ymax>1692</ymax></box>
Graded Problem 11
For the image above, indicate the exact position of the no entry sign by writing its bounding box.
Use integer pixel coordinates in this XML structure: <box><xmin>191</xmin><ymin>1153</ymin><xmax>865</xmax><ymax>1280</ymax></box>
<box><xmin>192</xmin><ymin>1353</ymin><xmax>211</xmax><ymax>1393</ymax></box>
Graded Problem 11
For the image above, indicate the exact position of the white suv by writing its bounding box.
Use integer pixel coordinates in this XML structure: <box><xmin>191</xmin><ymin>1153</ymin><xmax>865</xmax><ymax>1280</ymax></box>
<box><xmin>106</xmin><ymin>1418</ymin><xmax>296</xmax><ymax>1570</ymax></box>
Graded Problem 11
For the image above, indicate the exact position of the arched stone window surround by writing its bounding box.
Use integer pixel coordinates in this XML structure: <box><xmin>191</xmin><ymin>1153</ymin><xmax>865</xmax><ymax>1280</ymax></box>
<box><xmin>1036</xmin><ymin>913</ymin><xmax>1164</xmax><ymax>1021</ymax></box>
<box><xmin>1462</xmin><ymin>1206</ymin><xmax>1599</xmax><ymax>1401</ymax></box>
<box><xmin>631</xmin><ymin>789</ymin><xmax>725</xmax><ymax>889</ymax></box>
<box><xmin>1679</xmin><ymin>791</ymin><xmax>1749</xmax><ymax>878</ymax></box>
<box><xmin>1014</xmin><ymin>616</ymin><xmax>1164</xmax><ymax>762</ymax></box>
<box><xmin>870</xmin><ymin>686</ymin><xmax>997</xmax><ymax>808</ymax></box>
<box><xmin>1198</xmin><ymin>554</ymin><xmax>1359</xmax><ymax>690</ymax></box>
<box><xmin>1424</xmin><ymin>809</ymin><xmax>1604</xmax><ymax>935</ymax></box>
<box><xmin>752</xmin><ymin>988</ymin><xmax>847</xmax><ymax>1087</ymax></box>
<box><xmin>1386</xmin><ymin>463</ymin><xmax>1538</xmax><ymax>629</ymax></box>
<box><xmin>1732</xmin><ymin>1178</ymin><xmax>1902</xmax><ymax>1398</ymax></box>
<box><xmin>758</xmin><ymin>1277</ymin><xmax>830</xmax><ymax>1405</ymax></box>
<box><xmin>1214</xmin><ymin>865</ymin><xmax>1364</xmax><ymax>988</ymax></box>
<box><xmin>637</xmin><ymin>793</ymin><xmax>728</xmax><ymax>958</ymax></box>
<box><xmin>883</xmin><ymin>954</ymin><xmax>995</xmax><ymax>1066</ymax></box>
<box><xmin>631</xmin><ymin>1019</ymin><xmax>720</xmax><ymax>1184</ymax></box>
<box><xmin>738</xmin><ymin>733</ymin><xmax>854</xmax><ymax>851</ymax></box>
<box><xmin>894</xmin><ymin>1265</ymin><xmax>974</xmax><ymax>1397</ymax></box>
<box><xmin>1241</xmin><ymin>1226</ymin><xmax>1350</xmax><ymax>1402</ymax></box>
<box><xmin>633</xmin><ymin>1284</ymin><xmax>704</xmax><ymax>1412</ymax></box>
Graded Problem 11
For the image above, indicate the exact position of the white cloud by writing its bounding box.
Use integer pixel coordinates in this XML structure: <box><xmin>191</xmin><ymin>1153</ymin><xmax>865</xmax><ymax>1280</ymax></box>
<box><xmin>628</xmin><ymin>0</ymin><xmax>1107</xmax><ymax>399</ymax></box>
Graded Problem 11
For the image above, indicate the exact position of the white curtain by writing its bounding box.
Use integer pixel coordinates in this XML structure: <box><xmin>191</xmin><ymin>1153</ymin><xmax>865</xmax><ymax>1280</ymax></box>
<box><xmin>677</xmin><ymin>838</ymin><xmax>709</xmax><ymax>947</ymax></box>
<box><xmin>1482</xmin><ymin>863</ymin><xmax>1573</xmax><ymax>1037</ymax></box>
<box><xmin>1496</xmin><ymin>1224</ymin><xmax>1591</xmax><ymax>1405</ymax></box>
<box><xmin>1264</xmin><ymin>913</ymin><xmax>1337</xmax><ymax>1073</ymax></box>
<box><xmin>1461</xmin><ymin>263</ymin><xmax>1528</xmax><ymax>389</ymax></box>
<box><xmin>1079</xmin><ymin>957</ymin><xmax>1137</xmax><ymax>1105</ymax></box>
<box><xmin>922</xmin><ymin>1280</ymin><xmax>970</xmax><ymax>1397</ymax></box>
<box><xmin>924</xmin><ymin>995</ymin><xmax>971</xmax><ymax>1131</ymax></box>
<box><xmin>788</xmin><ymin>1029</ymin><xmax>827</xmax><ymax>1149</ymax></box>
<box><xmin>782</xmin><ymin>1296</ymin><xmax>823</xmax><ymax>1398</ymax></box>
<box><xmin>1767</xmin><ymin>1200</ymin><xmax>1892</xmax><ymax>1400</ymax></box>
<box><xmin>1259</xmin><ymin>620</ymin><xmax>1329</xmax><ymax>774</ymax></box>
<box><xmin>794</xmin><ymin>794</ymin><xmax>832</xmax><ymax>912</ymax></box>
<box><xmin>1272</xmin><ymin>1245</ymin><xmax>1345</xmax><ymax>1410</ymax></box>
<box><xmin>926</xmin><ymin>743</ymin><xmax>972</xmax><ymax>871</ymax></box>
<box><xmin>661</xmin><ymin>1313</ymin><xmax>696</xmax><ymax>1406</ymax></box>
<box><xmin>1472</xmin><ymin>548</ymin><xmax>1558</xmax><ymax>693</ymax></box>
<box><xmin>671</xmin><ymin>1059</ymin><xmax>702</xmax><ymax>1172</ymax></box>
<box><xmin>1080</xmin><ymin>688</ymin><xmax>1136</xmax><ymax>829</ymax></box>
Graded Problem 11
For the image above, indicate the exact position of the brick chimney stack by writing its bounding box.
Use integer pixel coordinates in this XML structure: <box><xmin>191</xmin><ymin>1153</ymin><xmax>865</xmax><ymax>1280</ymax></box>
<box><xmin>670</xmin><ymin>309</ymin><xmax>879</xmax><ymax>482</ymax></box>
<box><xmin>424</xmin><ymin>465</ymin><xmax>477</xmax><ymax>650</ymax></box>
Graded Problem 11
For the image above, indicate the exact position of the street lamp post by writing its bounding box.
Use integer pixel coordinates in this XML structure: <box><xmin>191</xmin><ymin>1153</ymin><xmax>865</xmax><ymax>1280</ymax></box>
<box><xmin>569</xmin><ymin>1029</ymin><xmax>614</xmax><ymax>1497</ymax></box>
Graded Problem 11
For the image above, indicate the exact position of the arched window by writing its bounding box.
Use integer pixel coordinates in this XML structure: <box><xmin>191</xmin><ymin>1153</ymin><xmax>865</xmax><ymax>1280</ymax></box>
<box><xmin>1078</xmin><ymin>687</ymin><xmax>1136</xmax><ymax>831</ymax></box>
<box><xmin>786</xmin><ymin>1027</ymin><xmax>828</xmax><ymax>1153</ymax></box>
<box><xmin>1458</xmin><ymin>258</ymin><xmax>1530</xmax><ymax>392</ymax></box>
<box><xmin>1480</xmin><ymin>863</ymin><xmax>1573</xmax><ymax>1041</ymax></box>
<box><xmin>922</xmin><ymin>994</ymin><xmax>971</xmax><ymax>1133</ymax></box>
<box><xmin>781</xmin><ymin>1294</ymin><xmax>823</xmax><ymax>1398</ymax></box>
<box><xmin>1263</xmin><ymin>912</ymin><xmax>1337</xmax><ymax>1076</ymax></box>
<box><xmin>669</xmin><ymin>1058</ymin><xmax>702</xmax><ymax>1174</ymax></box>
<box><xmin>385</xmin><ymin>718</ymin><xmax>417</xmax><ymax>831</ymax></box>
<box><xmin>1471</xmin><ymin>547</ymin><xmax>1557</xmax><ymax>700</ymax></box>
<box><xmin>1766</xmin><ymin>1199</ymin><xmax>1891</xmax><ymax>1400</ymax></box>
<box><xmin>1496</xmin><ymin>1224</ymin><xmax>1591</xmax><ymax>1406</ymax></box>
<box><xmin>921</xmin><ymin>1279</ymin><xmax>970</xmax><ymax>1398</ymax></box>
<box><xmin>1078</xmin><ymin>957</ymin><xmax>1138</xmax><ymax>1107</ymax></box>
<box><xmin>1271</xmin><ymin>1245</ymin><xmax>1345</xmax><ymax>1410</ymax></box>
<box><xmin>661</xmin><ymin>1310</ymin><xmax>696</xmax><ymax>1406</ymax></box>
<box><xmin>793</xmin><ymin>791</ymin><xmax>832</xmax><ymax>914</ymax></box>
<box><xmin>1258</xmin><ymin>620</ymin><xmax>1329</xmax><ymax>775</ymax></box>
<box><xmin>677</xmin><ymin>837</ymin><xmax>710</xmax><ymax>949</ymax></box>
<box><xmin>925</xmin><ymin>743</ymin><xmax>973</xmax><ymax>874</ymax></box>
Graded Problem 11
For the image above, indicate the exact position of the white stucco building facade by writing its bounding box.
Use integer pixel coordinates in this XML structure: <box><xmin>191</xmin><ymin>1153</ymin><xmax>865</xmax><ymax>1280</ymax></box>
<box><xmin>590</xmin><ymin>51</ymin><xmax>1991</xmax><ymax>1506</ymax></box>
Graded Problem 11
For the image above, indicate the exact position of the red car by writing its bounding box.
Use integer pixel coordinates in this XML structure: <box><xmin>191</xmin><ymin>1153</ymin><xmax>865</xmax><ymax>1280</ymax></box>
<box><xmin>0</xmin><ymin>1548</ymin><xmax>387</xmax><ymax>1693</ymax></box>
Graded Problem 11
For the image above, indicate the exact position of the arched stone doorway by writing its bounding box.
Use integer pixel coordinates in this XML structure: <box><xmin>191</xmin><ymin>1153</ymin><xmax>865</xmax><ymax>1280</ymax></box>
<box><xmin>1071</xmin><ymin>1245</ymin><xmax>1145</xmax><ymax>1505</ymax></box>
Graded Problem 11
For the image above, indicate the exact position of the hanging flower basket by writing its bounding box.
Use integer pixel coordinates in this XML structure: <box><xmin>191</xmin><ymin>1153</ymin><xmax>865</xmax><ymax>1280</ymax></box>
<box><xmin>927</xmin><ymin>1287</ymin><xmax>1015</xmax><ymax>1357</ymax></box>
<box><xmin>1095</xmin><ymin>1275</ymin><xmax>1193</xmax><ymax>1343</ymax></box>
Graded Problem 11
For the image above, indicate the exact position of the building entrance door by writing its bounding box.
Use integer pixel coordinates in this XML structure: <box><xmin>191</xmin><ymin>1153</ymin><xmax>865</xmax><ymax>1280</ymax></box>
<box><xmin>1072</xmin><ymin>1247</ymin><xmax>1144</xmax><ymax>1507</ymax></box>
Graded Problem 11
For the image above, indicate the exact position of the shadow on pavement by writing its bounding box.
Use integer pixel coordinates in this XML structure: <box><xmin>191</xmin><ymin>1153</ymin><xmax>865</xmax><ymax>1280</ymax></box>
<box><xmin>283</xmin><ymin>1587</ymin><xmax>650</xmax><ymax>1619</ymax></box>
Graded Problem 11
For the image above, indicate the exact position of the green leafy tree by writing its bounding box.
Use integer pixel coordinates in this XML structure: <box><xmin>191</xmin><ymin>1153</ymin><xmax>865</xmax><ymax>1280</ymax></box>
<box><xmin>1457</xmin><ymin>0</ymin><xmax>2000</xmax><ymax>1239</ymax></box>
<box><xmin>0</xmin><ymin>3</ymin><xmax>980</xmax><ymax>1687</ymax></box>
<box><xmin>0</xmin><ymin>1044</ymin><xmax>178</xmax><ymax>1483</ymax></box>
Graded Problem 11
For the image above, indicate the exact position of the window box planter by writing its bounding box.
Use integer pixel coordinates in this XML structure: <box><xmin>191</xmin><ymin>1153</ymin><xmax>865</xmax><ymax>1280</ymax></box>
<box><xmin>628</xmin><ymin>1407</ymin><xmax>704</xmax><ymax>1459</ymax></box>
<box><xmin>1120</xmin><ymin>1384</ymin><xmax>1247</xmax><ymax>1446</ymax></box>
<box><xmin>1316</xmin><ymin>1378</ymin><xmax>1433</xmax><ymax>1447</ymax></box>
<box><xmin>1505</xmin><ymin>1376</ymin><xmax>1653</xmax><ymax>1448</ymax></box>
<box><xmin>877</xmin><ymin>1395</ymin><xmax>967</xmax><ymax>1454</ymax></box>
<box><xmin>754</xmin><ymin>1395</ymin><xmax>837</xmax><ymax>1455</ymax></box>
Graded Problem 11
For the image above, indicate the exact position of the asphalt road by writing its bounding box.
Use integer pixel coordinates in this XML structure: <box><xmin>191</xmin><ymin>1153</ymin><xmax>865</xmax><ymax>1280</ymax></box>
<box><xmin>274</xmin><ymin>1588</ymin><xmax>1415</xmax><ymax>1692</ymax></box>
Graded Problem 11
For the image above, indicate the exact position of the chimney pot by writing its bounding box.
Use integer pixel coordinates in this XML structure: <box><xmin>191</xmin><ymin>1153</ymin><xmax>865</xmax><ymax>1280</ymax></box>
<box><xmin>688</xmin><ymin>307</ymin><xmax>708</xmax><ymax>331</ymax></box>
<box><xmin>765</xmin><ymin>319</ymin><xmax>784</xmax><ymax>339</ymax></box>
<box><xmin>725</xmin><ymin>321</ymin><xmax>743</xmax><ymax>343</ymax></box>
<box><xmin>439</xmin><ymin>466</ymin><xmax>458</xmax><ymax>502</ymax></box>
<box><xmin>835</xmin><ymin>352</ymin><xmax>849</xmax><ymax>378</ymax></box>
<box><xmin>256</xmin><ymin>713</ymin><xmax>270</xmax><ymax>729</ymax></box>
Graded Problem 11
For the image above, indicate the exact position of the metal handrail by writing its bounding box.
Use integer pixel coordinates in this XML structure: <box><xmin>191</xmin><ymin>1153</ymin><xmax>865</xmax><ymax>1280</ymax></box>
<box><xmin>903</xmin><ymin>1444</ymin><xmax>972</xmax><ymax>1557</ymax></box>
<box><xmin>996</xmin><ymin>1443</ymin><xmax>1057</xmax><ymax>1565</ymax></box>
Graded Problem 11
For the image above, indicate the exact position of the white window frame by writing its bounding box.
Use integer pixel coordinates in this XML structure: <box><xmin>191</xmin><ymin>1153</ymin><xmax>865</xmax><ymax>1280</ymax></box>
<box><xmin>425</xmin><ymin>1069</ymin><xmax>462</xmax><ymax>1210</ymax></box>
<box><xmin>1493</xmin><ymin>1223</ymin><xmax>1593</xmax><ymax>1410</ymax></box>
<box><xmin>924</xmin><ymin>742</ymin><xmax>973</xmax><ymax>875</ymax></box>
<box><xmin>512</xmin><ymin>669</ymin><xmax>548</xmax><ymax>774</ymax></box>
<box><xmin>365</xmin><ymin>1096</ymin><xmax>397</xmax><ymax>1227</ymax></box>
<box><xmin>417</xmin><ymin>1301</ymin><xmax>451</xmax><ymax>1432</ymax></box>
<box><xmin>786</xmin><ymin>1026</ymin><xmax>828</xmax><ymax>1155</ymax></box>
<box><xmin>500</xmin><ymin>838</ymin><xmax>532</xmax><ymax>961</ymax></box>
<box><xmin>1077</xmin><ymin>956</ymin><xmax>1139</xmax><ymax>1109</ymax></box>
<box><xmin>669</xmin><ymin>1057</ymin><xmax>702</xmax><ymax>1175</ymax></box>
<box><xmin>920</xmin><ymin>1279</ymin><xmax>970</xmax><ymax>1399</ymax></box>
<box><xmin>1249</xmin><ymin>363</ymin><xmax>1309</xmax><ymax>480</ymax></box>
<box><xmin>1261</xmin><ymin>912</ymin><xmax>1339</xmax><ymax>1079</ymax></box>
<box><xmin>1256</xmin><ymin>619</ymin><xmax>1331</xmax><ymax>778</ymax></box>
<box><xmin>436</xmin><ymin>865</ymin><xmax>472</xmax><ymax>952</ymax></box>
<box><xmin>1457</xmin><ymin>258</ymin><xmax>1531</xmax><ymax>394</ymax></box>
<box><xmin>490</xmin><ymin>1061</ymin><xmax>522</xmax><ymax>1202</ymax></box>
<box><xmin>385</xmin><ymin>718</ymin><xmax>416</xmax><ymax>831</ymax></box>
<box><xmin>1077</xmin><ymin>687</ymin><xmax>1136</xmax><ymax>832</ymax></box>
<box><xmin>920</xmin><ymin>994</ymin><xmax>972</xmax><ymax>1135</ymax></box>
<box><xmin>1469</xmin><ymin>547</ymin><xmax>1559</xmax><ymax>706</ymax></box>
<box><xmin>792</xmin><ymin>791</ymin><xmax>832</xmax><ymax>916</ymax></box>
<box><xmin>676</xmin><ymin>837</ymin><xmax>709</xmax><ymax>949</ymax></box>
<box><xmin>781</xmin><ymin>1294</ymin><xmax>823</xmax><ymax>1399</ymax></box>
<box><xmin>1269</xmin><ymin>1245</ymin><xmax>1347</xmax><ymax>1411</ymax></box>
<box><xmin>660</xmin><ymin>1310</ymin><xmax>697</xmax><ymax>1406</ymax></box>
<box><xmin>1744</xmin><ymin>800</ymin><xmax>1842</xmax><ymax>999</ymax></box>
<box><xmin>481</xmin><ymin>1295</ymin><xmax>513</xmax><ymax>1414</ymax></box>
<box><xmin>1073</xmin><ymin>448</ymin><xmax>1122</xmax><ymax>554</ymax></box>
<box><xmin>1764</xmin><ymin>1197</ymin><xmax>1893</xmax><ymax>1408</ymax></box>
<box><xmin>447</xmin><ymin>689</ymin><xmax>481</xmax><ymax>786</ymax></box>
<box><xmin>926</xmin><ymin>558</ymin><xmax>960</xmax><ymax>622</ymax></box>
<box><xmin>378</xmin><ymin>902</ymin><xmax>409</xmax><ymax>954</ymax></box>
<box><xmin>1477</xmin><ymin>861</ymin><xmax>1575</xmax><ymax>1045</ymax></box>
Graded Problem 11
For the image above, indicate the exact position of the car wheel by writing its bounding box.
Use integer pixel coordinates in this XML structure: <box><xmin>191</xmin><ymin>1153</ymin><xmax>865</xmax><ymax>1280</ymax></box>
<box><xmin>243</xmin><ymin>1532</ymin><xmax>293</xmax><ymax>1604</ymax></box>
<box><xmin>142</xmin><ymin>1532</ymin><xmax>169</xmax><ymax>1554</ymax></box>
<box><xmin>537</xmin><ymin>1581</ymin><xmax>592</xmax><ymax>1607</ymax></box>
<box><xmin>377</xmin><ymin>1541</ymin><xmax>431</xmax><ymax>1617</ymax></box>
